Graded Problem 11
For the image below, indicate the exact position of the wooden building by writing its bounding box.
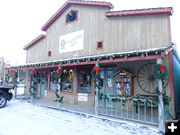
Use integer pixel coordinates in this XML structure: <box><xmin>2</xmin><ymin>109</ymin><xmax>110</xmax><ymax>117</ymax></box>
<box><xmin>7</xmin><ymin>0</ymin><xmax>179</xmax><ymax>127</ymax></box>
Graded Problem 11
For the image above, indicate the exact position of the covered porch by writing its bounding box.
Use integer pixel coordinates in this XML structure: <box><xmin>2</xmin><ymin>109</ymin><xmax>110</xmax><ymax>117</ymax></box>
<box><xmin>6</xmin><ymin>46</ymin><xmax>173</xmax><ymax>128</ymax></box>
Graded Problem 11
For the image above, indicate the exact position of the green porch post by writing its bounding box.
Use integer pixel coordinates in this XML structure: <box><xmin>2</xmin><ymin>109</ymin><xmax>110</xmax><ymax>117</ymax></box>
<box><xmin>157</xmin><ymin>58</ymin><xmax>165</xmax><ymax>130</ymax></box>
<box><xmin>95</xmin><ymin>63</ymin><xmax>99</xmax><ymax>115</ymax></box>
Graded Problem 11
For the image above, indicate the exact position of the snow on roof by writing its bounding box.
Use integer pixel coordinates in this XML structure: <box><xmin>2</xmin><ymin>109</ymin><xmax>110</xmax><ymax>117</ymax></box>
<box><xmin>9</xmin><ymin>46</ymin><xmax>173</xmax><ymax>69</ymax></box>
<box><xmin>105</xmin><ymin>7</ymin><xmax>173</xmax><ymax>17</ymax></box>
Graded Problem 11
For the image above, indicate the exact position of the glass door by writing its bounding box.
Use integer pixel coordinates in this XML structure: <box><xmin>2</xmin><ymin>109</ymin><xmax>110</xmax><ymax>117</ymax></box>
<box><xmin>98</xmin><ymin>68</ymin><xmax>114</xmax><ymax>107</ymax></box>
<box><xmin>99</xmin><ymin>69</ymin><xmax>105</xmax><ymax>106</ymax></box>
<box><xmin>105</xmin><ymin>68</ymin><xmax>114</xmax><ymax>107</ymax></box>
<box><xmin>37</xmin><ymin>71</ymin><xmax>48</xmax><ymax>98</ymax></box>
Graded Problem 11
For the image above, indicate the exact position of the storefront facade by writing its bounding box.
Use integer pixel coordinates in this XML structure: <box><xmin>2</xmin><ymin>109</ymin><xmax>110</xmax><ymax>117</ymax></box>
<box><xmin>7</xmin><ymin>0</ymin><xmax>177</xmax><ymax>127</ymax></box>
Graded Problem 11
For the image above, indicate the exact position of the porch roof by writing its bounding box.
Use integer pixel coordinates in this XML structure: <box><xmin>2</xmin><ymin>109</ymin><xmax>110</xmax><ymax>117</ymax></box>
<box><xmin>7</xmin><ymin>46</ymin><xmax>173</xmax><ymax>70</ymax></box>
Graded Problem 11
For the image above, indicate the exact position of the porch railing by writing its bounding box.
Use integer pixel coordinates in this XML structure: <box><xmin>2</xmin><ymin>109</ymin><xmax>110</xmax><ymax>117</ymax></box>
<box><xmin>98</xmin><ymin>96</ymin><xmax>159</xmax><ymax>125</ymax></box>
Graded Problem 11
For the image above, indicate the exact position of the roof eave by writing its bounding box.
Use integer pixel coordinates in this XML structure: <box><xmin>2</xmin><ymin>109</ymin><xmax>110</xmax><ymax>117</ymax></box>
<box><xmin>105</xmin><ymin>7</ymin><xmax>173</xmax><ymax>17</ymax></box>
<box><xmin>23</xmin><ymin>34</ymin><xmax>46</xmax><ymax>50</ymax></box>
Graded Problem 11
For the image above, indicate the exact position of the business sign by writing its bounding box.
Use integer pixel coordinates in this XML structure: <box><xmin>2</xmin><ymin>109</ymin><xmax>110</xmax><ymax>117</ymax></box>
<box><xmin>59</xmin><ymin>30</ymin><xmax>84</xmax><ymax>53</ymax></box>
<box><xmin>78</xmin><ymin>93</ymin><xmax>88</xmax><ymax>102</ymax></box>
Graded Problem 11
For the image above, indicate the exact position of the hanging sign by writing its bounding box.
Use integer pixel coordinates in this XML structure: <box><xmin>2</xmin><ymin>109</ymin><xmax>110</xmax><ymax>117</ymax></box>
<box><xmin>59</xmin><ymin>30</ymin><xmax>84</xmax><ymax>53</ymax></box>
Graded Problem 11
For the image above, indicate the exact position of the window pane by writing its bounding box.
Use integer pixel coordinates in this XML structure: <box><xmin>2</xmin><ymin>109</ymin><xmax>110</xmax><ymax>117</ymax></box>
<box><xmin>19</xmin><ymin>70</ymin><xmax>25</xmax><ymax>84</ymax></box>
<box><xmin>50</xmin><ymin>71</ymin><xmax>59</xmax><ymax>91</ymax></box>
<box><xmin>106</xmin><ymin>70</ymin><xmax>113</xmax><ymax>88</ymax></box>
<box><xmin>66</xmin><ymin>10</ymin><xmax>77</xmax><ymax>23</ymax></box>
<box><xmin>62</xmin><ymin>69</ymin><xmax>73</xmax><ymax>92</ymax></box>
<box><xmin>78</xmin><ymin>70</ymin><xmax>91</xmax><ymax>93</ymax></box>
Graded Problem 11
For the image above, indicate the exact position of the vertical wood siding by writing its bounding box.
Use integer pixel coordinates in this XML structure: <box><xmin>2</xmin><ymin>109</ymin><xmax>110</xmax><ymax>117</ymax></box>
<box><xmin>26</xmin><ymin>5</ymin><xmax>170</xmax><ymax>63</ymax></box>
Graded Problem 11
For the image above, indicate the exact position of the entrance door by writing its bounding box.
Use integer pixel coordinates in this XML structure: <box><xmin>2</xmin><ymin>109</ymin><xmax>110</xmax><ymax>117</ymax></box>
<box><xmin>105</xmin><ymin>68</ymin><xmax>114</xmax><ymax>107</ymax></box>
<box><xmin>99</xmin><ymin>68</ymin><xmax>114</xmax><ymax>107</ymax></box>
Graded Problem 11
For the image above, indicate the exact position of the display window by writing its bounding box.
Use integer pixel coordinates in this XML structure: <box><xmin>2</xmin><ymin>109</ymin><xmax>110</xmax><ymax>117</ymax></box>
<box><xmin>50</xmin><ymin>69</ymin><xmax>73</xmax><ymax>92</ymax></box>
<box><xmin>19</xmin><ymin>70</ymin><xmax>25</xmax><ymax>84</ymax></box>
<box><xmin>50</xmin><ymin>71</ymin><xmax>59</xmax><ymax>91</ymax></box>
<box><xmin>62</xmin><ymin>69</ymin><xmax>73</xmax><ymax>92</ymax></box>
<box><xmin>78</xmin><ymin>70</ymin><xmax>91</xmax><ymax>93</ymax></box>
<box><xmin>114</xmin><ymin>70</ymin><xmax>134</xmax><ymax>96</ymax></box>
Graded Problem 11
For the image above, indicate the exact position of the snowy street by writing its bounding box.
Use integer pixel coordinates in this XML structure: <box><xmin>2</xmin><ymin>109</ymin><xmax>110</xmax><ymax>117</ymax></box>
<box><xmin>0</xmin><ymin>100</ymin><xmax>162</xmax><ymax>135</ymax></box>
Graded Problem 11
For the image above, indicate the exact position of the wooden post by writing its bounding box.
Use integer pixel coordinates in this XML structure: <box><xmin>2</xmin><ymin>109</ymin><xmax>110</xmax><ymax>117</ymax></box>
<box><xmin>95</xmin><ymin>63</ymin><xmax>99</xmax><ymax>115</ymax></box>
<box><xmin>30</xmin><ymin>70</ymin><xmax>35</xmax><ymax>103</ymax></box>
<box><xmin>14</xmin><ymin>71</ymin><xmax>18</xmax><ymax>99</ymax></box>
<box><xmin>31</xmin><ymin>80</ymin><xmax>34</xmax><ymax>103</ymax></box>
<box><xmin>157</xmin><ymin>58</ymin><xmax>165</xmax><ymax>130</ymax></box>
<box><xmin>57</xmin><ymin>66</ymin><xmax>62</xmax><ymax>108</ymax></box>
<box><xmin>14</xmin><ymin>87</ymin><xmax>17</xmax><ymax>99</ymax></box>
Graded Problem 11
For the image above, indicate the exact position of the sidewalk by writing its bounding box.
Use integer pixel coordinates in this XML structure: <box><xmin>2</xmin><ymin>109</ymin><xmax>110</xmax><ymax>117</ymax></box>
<box><xmin>31</xmin><ymin>98</ymin><xmax>95</xmax><ymax>115</ymax></box>
<box><xmin>15</xmin><ymin>97</ymin><xmax>162</xmax><ymax>133</ymax></box>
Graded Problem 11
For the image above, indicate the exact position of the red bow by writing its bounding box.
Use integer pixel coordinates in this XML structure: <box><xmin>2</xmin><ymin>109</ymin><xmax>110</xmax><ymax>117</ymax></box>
<box><xmin>30</xmin><ymin>70</ymin><xmax>34</xmax><ymax>75</ymax></box>
<box><xmin>159</xmin><ymin>64</ymin><xmax>165</xmax><ymax>73</ymax></box>
<box><xmin>94</xmin><ymin>66</ymin><xmax>99</xmax><ymax>75</ymax></box>
<box><xmin>42</xmin><ymin>72</ymin><xmax>46</xmax><ymax>78</ymax></box>
<box><xmin>56</xmin><ymin>68</ymin><xmax>60</xmax><ymax>74</ymax></box>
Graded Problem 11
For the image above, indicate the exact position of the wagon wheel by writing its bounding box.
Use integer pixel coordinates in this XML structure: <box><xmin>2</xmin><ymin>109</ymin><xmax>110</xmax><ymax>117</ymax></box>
<box><xmin>137</xmin><ymin>63</ymin><xmax>169</xmax><ymax>94</ymax></box>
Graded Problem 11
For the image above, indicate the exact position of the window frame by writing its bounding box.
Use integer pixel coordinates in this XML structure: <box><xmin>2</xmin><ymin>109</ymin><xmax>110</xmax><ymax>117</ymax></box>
<box><xmin>49</xmin><ymin>70</ymin><xmax>59</xmax><ymax>92</ymax></box>
<box><xmin>61</xmin><ymin>69</ymin><xmax>74</xmax><ymax>93</ymax></box>
<box><xmin>65</xmin><ymin>9</ymin><xmax>78</xmax><ymax>24</ymax></box>
<box><xmin>96</xmin><ymin>41</ymin><xmax>103</xmax><ymax>50</ymax></box>
<box><xmin>77</xmin><ymin>69</ymin><xmax>92</xmax><ymax>94</ymax></box>
<box><xmin>48</xmin><ymin>51</ymin><xmax>51</xmax><ymax>57</ymax></box>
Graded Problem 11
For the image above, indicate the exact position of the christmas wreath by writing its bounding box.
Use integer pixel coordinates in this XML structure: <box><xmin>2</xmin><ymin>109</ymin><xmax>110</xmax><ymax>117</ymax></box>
<box><xmin>153</xmin><ymin>64</ymin><xmax>167</xmax><ymax>79</ymax></box>
<box><xmin>51</xmin><ymin>68</ymin><xmax>63</xmax><ymax>83</ymax></box>
<box><xmin>13</xmin><ymin>71</ymin><xmax>18</xmax><ymax>80</ymax></box>
<box><xmin>91</xmin><ymin>66</ymin><xmax>100</xmax><ymax>80</ymax></box>
<box><xmin>55</xmin><ymin>68</ymin><xmax>63</xmax><ymax>80</ymax></box>
<box><xmin>91</xmin><ymin>65</ymin><xmax>101</xmax><ymax>90</ymax></box>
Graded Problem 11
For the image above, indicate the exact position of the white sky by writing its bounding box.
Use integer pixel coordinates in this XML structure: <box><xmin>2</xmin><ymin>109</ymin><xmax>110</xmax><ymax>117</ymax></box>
<box><xmin>0</xmin><ymin>0</ymin><xmax>179</xmax><ymax>66</ymax></box>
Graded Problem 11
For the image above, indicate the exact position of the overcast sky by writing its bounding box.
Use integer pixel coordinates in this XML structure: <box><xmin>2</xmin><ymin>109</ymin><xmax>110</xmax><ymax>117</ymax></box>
<box><xmin>0</xmin><ymin>0</ymin><xmax>179</xmax><ymax>66</ymax></box>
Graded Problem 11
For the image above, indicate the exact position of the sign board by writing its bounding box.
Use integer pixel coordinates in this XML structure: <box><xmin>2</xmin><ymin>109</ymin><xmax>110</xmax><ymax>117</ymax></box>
<box><xmin>119</xmin><ymin>73</ymin><xmax>126</xmax><ymax>76</ymax></box>
<box><xmin>59</xmin><ymin>30</ymin><xmax>84</xmax><ymax>53</ymax></box>
<box><xmin>78</xmin><ymin>93</ymin><xmax>88</xmax><ymax>102</ymax></box>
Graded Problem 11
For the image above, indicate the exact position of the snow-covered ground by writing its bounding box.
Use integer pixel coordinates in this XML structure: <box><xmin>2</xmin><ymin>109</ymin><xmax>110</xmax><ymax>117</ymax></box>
<box><xmin>0</xmin><ymin>100</ymin><xmax>162</xmax><ymax>135</ymax></box>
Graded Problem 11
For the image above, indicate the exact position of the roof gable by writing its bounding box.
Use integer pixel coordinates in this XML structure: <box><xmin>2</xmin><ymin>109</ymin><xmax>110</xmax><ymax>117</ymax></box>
<box><xmin>113</xmin><ymin>70</ymin><xmax>134</xmax><ymax>77</ymax></box>
<box><xmin>23</xmin><ymin>34</ymin><xmax>46</xmax><ymax>50</ymax></box>
<box><xmin>41</xmin><ymin>0</ymin><xmax>113</xmax><ymax>31</ymax></box>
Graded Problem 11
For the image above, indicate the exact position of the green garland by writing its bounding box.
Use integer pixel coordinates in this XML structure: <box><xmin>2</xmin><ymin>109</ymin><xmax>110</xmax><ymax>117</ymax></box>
<box><xmin>5</xmin><ymin>70</ymin><xmax>9</xmax><ymax>86</ymax></box>
<box><xmin>91</xmin><ymin>66</ymin><xmax>100</xmax><ymax>89</ymax></box>
<box><xmin>98</xmin><ymin>89</ymin><xmax>170</xmax><ymax>108</ymax></box>
<box><xmin>13</xmin><ymin>71</ymin><xmax>18</xmax><ymax>88</ymax></box>
<box><xmin>30</xmin><ymin>70</ymin><xmax>38</xmax><ymax>96</ymax></box>
<box><xmin>154</xmin><ymin>88</ymin><xmax>171</xmax><ymax>105</ymax></box>
<box><xmin>54</xmin><ymin>89</ymin><xmax>64</xmax><ymax>104</ymax></box>
<box><xmin>54</xmin><ymin>67</ymin><xmax>64</xmax><ymax>104</ymax></box>
<box><xmin>153</xmin><ymin>64</ymin><xmax>167</xmax><ymax>79</ymax></box>
<box><xmin>91</xmin><ymin>67</ymin><xmax>100</xmax><ymax>80</ymax></box>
